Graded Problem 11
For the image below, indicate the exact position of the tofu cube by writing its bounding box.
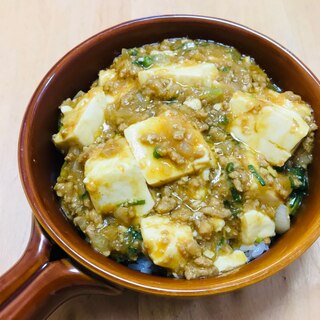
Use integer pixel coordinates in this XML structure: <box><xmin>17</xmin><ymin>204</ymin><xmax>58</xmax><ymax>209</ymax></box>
<box><xmin>265</xmin><ymin>88</ymin><xmax>312</xmax><ymax>119</ymax></box>
<box><xmin>53</xmin><ymin>87</ymin><xmax>114</xmax><ymax>149</ymax></box>
<box><xmin>98</xmin><ymin>69</ymin><xmax>116</xmax><ymax>86</ymax></box>
<box><xmin>124</xmin><ymin>111</ymin><xmax>215</xmax><ymax>186</ymax></box>
<box><xmin>84</xmin><ymin>138</ymin><xmax>154</xmax><ymax>217</ymax></box>
<box><xmin>138</xmin><ymin>63</ymin><xmax>218</xmax><ymax>87</ymax></box>
<box><xmin>240</xmin><ymin>210</ymin><xmax>275</xmax><ymax>245</ymax></box>
<box><xmin>212</xmin><ymin>217</ymin><xmax>225</xmax><ymax>232</ymax></box>
<box><xmin>229</xmin><ymin>91</ymin><xmax>256</xmax><ymax>116</ymax></box>
<box><xmin>183</xmin><ymin>97</ymin><xmax>202</xmax><ymax>110</ymax></box>
<box><xmin>229</xmin><ymin>91</ymin><xmax>310</xmax><ymax>166</ymax></box>
<box><xmin>256</xmin><ymin>106</ymin><xmax>309</xmax><ymax>152</ymax></box>
<box><xmin>141</xmin><ymin>215</ymin><xmax>194</xmax><ymax>272</ymax></box>
<box><xmin>242</xmin><ymin>147</ymin><xmax>291</xmax><ymax>207</ymax></box>
<box><xmin>214</xmin><ymin>250</ymin><xmax>248</xmax><ymax>273</ymax></box>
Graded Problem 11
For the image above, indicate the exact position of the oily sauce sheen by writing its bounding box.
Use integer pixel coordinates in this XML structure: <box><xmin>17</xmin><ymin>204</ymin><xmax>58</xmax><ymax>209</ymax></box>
<box><xmin>53</xmin><ymin>38</ymin><xmax>317</xmax><ymax>279</ymax></box>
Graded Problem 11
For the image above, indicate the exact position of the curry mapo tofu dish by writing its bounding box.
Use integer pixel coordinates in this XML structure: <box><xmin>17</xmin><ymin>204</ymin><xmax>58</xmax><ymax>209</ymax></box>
<box><xmin>53</xmin><ymin>38</ymin><xmax>317</xmax><ymax>279</ymax></box>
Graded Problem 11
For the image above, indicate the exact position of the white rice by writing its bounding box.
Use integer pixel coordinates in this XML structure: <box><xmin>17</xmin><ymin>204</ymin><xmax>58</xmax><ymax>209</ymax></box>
<box><xmin>240</xmin><ymin>242</ymin><xmax>269</xmax><ymax>261</ymax></box>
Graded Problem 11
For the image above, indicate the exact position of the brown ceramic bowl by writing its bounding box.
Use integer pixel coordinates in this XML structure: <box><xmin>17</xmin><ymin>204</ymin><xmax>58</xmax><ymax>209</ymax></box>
<box><xmin>1</xmin><ymin>15</ymin><xmax>320</xmax><ymax>319</ymax></box>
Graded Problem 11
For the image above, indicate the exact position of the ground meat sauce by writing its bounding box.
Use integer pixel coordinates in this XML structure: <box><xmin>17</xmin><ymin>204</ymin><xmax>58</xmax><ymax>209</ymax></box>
<box><xmin>53</xmin><ymin>38</ymin><xmax>317</xmax><ymax>279</ymax></box>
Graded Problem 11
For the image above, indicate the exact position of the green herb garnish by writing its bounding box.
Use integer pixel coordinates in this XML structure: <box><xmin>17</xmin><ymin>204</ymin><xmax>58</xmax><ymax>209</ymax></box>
<box><xmin>80</xmin><ymin>191</ymin><xmax>89</xmax><ymax>200</ymax></box>
<box><xmin>289</xmin><ymin>176</ymin><xmax>296</xmax><ymax>189</ymax></box>
<box><xmin>267</xmin><ymin>82</ymin><xmax>282</xmax><ymax>93</ymax></box>
<box><xmin>288</xmin><ymin>166</ymin><xmax>308</xmax><ymax>192</ymax></box>
<box><xmin>123</xmin><ymin>227</ymin><xmax>143</xmax><ymax>259</ymax></box>
<box><xmin>217</xmin><ymin>237</ymin><xmax>226</xmax><ymax>246</ymax></box>
<box><xmin>200</xmin><ymin>88</ymin><xmax>224</xmax><ymax>102</ymax></box>
<box><xmin>226</xmin><ymin>162</ymin><xmax>235</xmax><ymax>173</ymax></box>
<box><xmin>127</xmin><ymin>226</ymin><xmax>143</xmax><ymax>241</ymax></box>
<box><xmin>285</xmin><ymin>166</ymin><xmax>308</xmax><ymax>216</ymax></box>
<box><xmin>164</xmin><ymin>98</ymin><xmax>178</xmax><ymax>104</ymax></box>
<box><xmin>220</xmin><ymin>66</ymin><xmax>230</xmax><ymax>73</ymax></box>
<box><xmin>209</xmin><ymin>87</ymin><xmax>224</xmax><ymax>96</ymax></box>
<box><xmin>223</xmin><ymin>200</ymin><xmax>241</xmax><ymax>216</ymax></box>
<box><xmin>248</xmin><ymin>164</ymin><xmax>266</xmax><ymax>186</ymax></box>
<box><xmin>230</xmin><ymin>187</ymin><xmax>243</xmax><ymax>203</ymax></box>
<box><xmin>118</xmin><ymin>199</ymin><xmax>146</xmax><ymax>207</ymax></box>
<box><xmin>133</xmin><ymin>56</ymin><xmax>153</xmax><ymax>69</ymax></box>
<box><xmin>287</xmin><ymin>191</ymin><xmax>304</xmax><ymax>215</ymax></box>
<box><xmin>128</xmin><ymin>48</ymin><xmax>138</xmax><ymax>56</ymax></box>
<box><xmin>153</xmin><ymin>146</ymin><xmax>162</xmax><ymax>159</ymax></box>
<box><xmin>255</xmin><ymin>237</ymin><xmax>263</xmax><ymax>244</ymax></box>
<box><xmin>218</xmin><ymin>114</ymin><xmax>229</xmax><ymax>125</ymax></box>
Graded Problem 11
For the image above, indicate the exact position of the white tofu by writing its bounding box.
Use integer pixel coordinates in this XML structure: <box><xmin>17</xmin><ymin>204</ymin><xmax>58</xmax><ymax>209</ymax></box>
<box><xmin>229</xmin><ymin>91</ymin><xmax>256</xmax><ymax>116</ymax></box>
<box><xmin>242</xmin><ymin>147</ymin><xmax>291</xmax><ymax>207</ymax></box>
<box><xmin>275</xmin><ymin>204</ymin><xmax>290</xmax><ymax>234</ymax></box>
<box><xmin>257</xmin><ymin>106</ymin><xmax>309</xmax><ymax>151</ymax></box>
<box><xmin>214</xmin><ymin>250</ymin><xmax>248</xmax><ymax>273</ymax></box>
<box><xmin>53</xmin><ymin>87</ymin><xmax>114</xmax><ymax>149</ymax></box>
<box><xmin>265</xmin><ymin>89</ymin><xmax>312</xmax><ymax>119</ymax></box>
<box><xmin>229</xmin><ymin>91</ymin><xmax>310</xmax><ymax>166</ymax></box>
<box><xmin>183</xmin><ymin>97</ymin><xmax>202</xmax><ymax>110</ymax></box>
<box><xmin>98</xmin><ymin>69</ymin><xmax>116</xmax><ymax>87</ymax></box>
<box><xmin>138</xmin><ymin>63</ymin><xmax>218</xmax><ymax>87</ymax></box>
<box><xmin>141</xmin><ymin>215</ymin><xmax>194</xmax><ymax>272</ymax></box>
<box><xmin>124</xmin><ymin>111</ymin><xmax>215</xmax><ymax>186</ymax></box>
<box><xmin>84</xmin><ymin>138</ymin><xmax>154</xmax><ymax>218</ymax></box>
<box><xmin>240</xmin><ymin>210</ymin><xmax>275</xmax><ymax>245</ymax></box>
<box><xmin>212</xmin><ymin>218</ymin><xmax>225</xmax><ymax>232</ymax></box>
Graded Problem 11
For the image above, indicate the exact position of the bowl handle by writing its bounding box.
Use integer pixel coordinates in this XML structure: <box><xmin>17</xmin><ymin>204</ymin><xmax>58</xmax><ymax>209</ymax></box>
<box><xmin>0</xmin><ymin>218</ymin><xmax>122</xmax><ymax>319</ymax></box>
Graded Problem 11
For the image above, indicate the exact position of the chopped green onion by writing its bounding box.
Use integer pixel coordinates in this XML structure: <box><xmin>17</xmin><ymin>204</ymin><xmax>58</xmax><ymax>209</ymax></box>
<box><xmin>217</xmin><ymin>237</ymin><xmax>225</xmax><ymax>246</ymax></box>
<box><xmin>118</xmin><ymin>199</ymin><xmax>146</xmax><ymax>207</ymax></box>
<box><xmin>153</xmin><ymin>146</ymin><xmax>162</xmax><ymax>159</ymax></box>
<box><xmin>80</xmin><ymin>191</ymin><xmax>89</xmax><ymax>200</ymax></box>
<box><xmin>255</xmin><ymin>237</ymin><xmax>263</xmax><ymax>244</ymax></box>
<box><xmin>128</xmin><ymin>48</ymin><xmax>138</xmax><ymax>56</ymax></box>
<box><xmin>231</xmin><ymin>187</ymin><xmax>243</xmax><ymax>203</ymax></box>
<box><xmin>273</xmin><ymin>165</ymin><xmax>286</xmax><ymax>173</ymax></box>
<box><xmin>164</xmin><ymin>98</ymin><xmax>178</xmax><ymax>104</ymax></box>
<box><xmin>127</xmin><ymin>226</ymin><xmax>143</xmax><ymax>241</ymax></box>
<box><xmin>200</xmin><ymin>88</ymin><xmax>224</xmax><ymax>102</ymax></box>
<box><xmin>287</xmin><ymin>191</ymin><xmax>304</xmax><ymax>215</ymax></box>
<box><xmin>133</xmin><ymin>56</ymin><xmax>153</xmax><ymax>69</ymax></box>
<box><xmin>220</xmin><ymin>66</ymin><xmax>230</xmax><ymax>73</ymax></box>
<box><xmin>288</xmin><ymin>166</ymin><xmax>308</xmax><ymax>192</ymax></box>
<box><xmin>218</xmin><ymin>114</ymin><xmax>229</xmax><ymax>125</ymax></box>
<box><xmin>267</xmin><ymin>82</ymin><xmax>282</xmax><ymax>93</ymax></box>
<box><xmin>209</xmin><ymin>87</ymin><xmax>224</xmax><ymax>96</ymax></box>
<box><xmin>248</xmin><ymin>164</ymin><xmax>266</xmax><ymax>186</ymax></box>
<box><xmin>131</xmin><ymin>199</ymin><xmax>145</xmax><ymax>206</ymax></box>
<box><xmin>289</xmin><ymin>176</ymin><xmax>296</xmax><ymax>189</ymax></box>
<box><xmin>223</xmin><ymin>200</ymin><xmax>241</xmax><ymax>216</ymax></box>
<box><xmin>226</xmin><ymin>162</ymin><xmax>235</xmax><ymax>173</ymax></box>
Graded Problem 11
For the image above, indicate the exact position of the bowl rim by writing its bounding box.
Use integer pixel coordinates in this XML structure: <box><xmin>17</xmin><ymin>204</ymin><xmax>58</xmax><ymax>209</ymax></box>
<box><xmin>18</xmin><ymin>14</ymin><xmax>320</xmax><ymax>296</ymax></box>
